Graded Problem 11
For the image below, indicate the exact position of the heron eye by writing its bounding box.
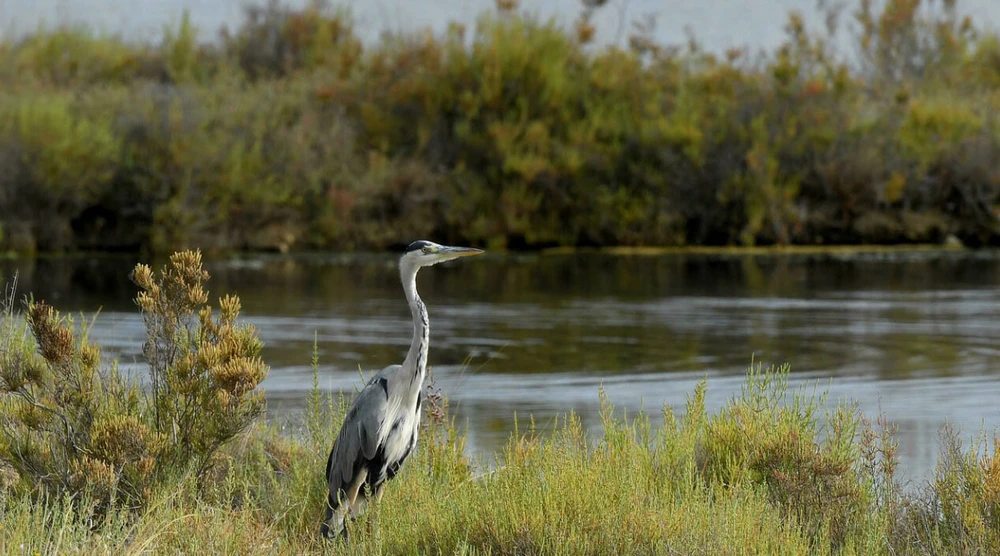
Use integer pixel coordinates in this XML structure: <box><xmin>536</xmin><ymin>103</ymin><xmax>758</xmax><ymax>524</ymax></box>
<box><xmin>421</xmin><ymin>247</ymin><xmax>430</xmax><ymax>254</ymax></box>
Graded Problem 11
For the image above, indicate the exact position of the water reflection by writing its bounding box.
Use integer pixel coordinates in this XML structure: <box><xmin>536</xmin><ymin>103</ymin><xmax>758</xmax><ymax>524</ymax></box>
<box><xmin>3</xmin><ymin>250</ymin><xmax>1000</xmax><ymax>483</ymax></box>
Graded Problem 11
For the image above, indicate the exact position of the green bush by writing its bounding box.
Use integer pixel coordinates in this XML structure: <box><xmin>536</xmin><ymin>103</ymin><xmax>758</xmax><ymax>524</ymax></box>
<box><xmin>699</xmin><ymin>366</ymin><xmax>867</xmax><ymax>545</ymax></box>
<box><xmin>130</xmin><ymin>250</ymin><xmax>268</xmax><ymax>475</ymax></box>
<box><xmin>221</xmin><ymin>0</ymin><xmax>361</xmax><ymax>80</ymax></box>
<box><xmin>0</xmin><ymin>294</ymin><xmax>162</xmax><ymax>508</ymax></box>
<box><xmin>0</xmin><ymin>250</ymin><xmax>268</xmax><ymax>510</ymax></box>
<box><xmin>3</xmin><ymin>28</ymin><xmax>143</xmax><ymax>86</ymax></box>
<box><xmin>920</xmin><ymin>427</ymin><xmax>1000</xmax><ymax>551</ymax></box>
<box><xmin>1</xmin><ymin>0</ymin><xmax>999</xmax><ymax>253</ymax></box>
<box><xmin>0</xmin><ymin>93</ymin><xmax>119</xmax><ymax>250</ymax></box>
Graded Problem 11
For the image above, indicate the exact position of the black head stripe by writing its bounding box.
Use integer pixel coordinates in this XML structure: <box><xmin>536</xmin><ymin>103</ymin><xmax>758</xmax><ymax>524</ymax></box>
<box><xmin>405</xmin><ymin>240</ymin><xmax>434</xmax><ymax>253</ymax></box>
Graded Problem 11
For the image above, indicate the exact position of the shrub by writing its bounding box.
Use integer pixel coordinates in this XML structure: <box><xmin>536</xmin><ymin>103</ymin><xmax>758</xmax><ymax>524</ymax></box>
<box><xmin>921</xmin><ymin>426</ymin><xmax>1000</xmax><ymax>551</ymax></box>
<box><xmin>221</xmin><ymin>0</ymin><xmax>362</xmax><ymax>80</ymax></box>
<box><xmin>4</xmin><ymin>28</ymin><xmax>143</xmax><ymax>86</ymax></box>
<box><xmin>0</xmin><ymin>250</ymin><xmax>268</xmax><ymax>510</ymax></box>
<box><xmin>131</xmin><ymin>250</ymin><xmax>268</xmax><ymax>476</ymax></box>
<box><xmin>0</xmin><ymin>293</ymin><xmax>163</xmax><ymax>508</ymax></box>
<box><xmin>2</xmin><ymin>0</ymin><xmax>1000</xmax><ymax>251</ymax></box>
<box><xmin>697</xmin><ymin>365</ymin><xmax>868</xmax><ymax>545</ymax></box>
<box><xmin>0</xmin><ymin>93</ymin><xmax>119</xmax><ymax>250</ymax></box>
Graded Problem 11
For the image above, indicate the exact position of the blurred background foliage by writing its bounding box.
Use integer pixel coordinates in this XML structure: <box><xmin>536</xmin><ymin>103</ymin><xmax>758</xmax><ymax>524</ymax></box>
<box><xmin>1</xmin><ymin>0</ymin><xmax>999</xmax><ymax>254</ymax></box>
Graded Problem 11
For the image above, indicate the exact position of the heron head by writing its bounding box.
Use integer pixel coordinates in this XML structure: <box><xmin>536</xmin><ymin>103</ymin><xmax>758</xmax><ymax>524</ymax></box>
<box><xmin>401</xmin><ymin>240</ymin><xmax>484</xmax><ymax>269</ymax></box>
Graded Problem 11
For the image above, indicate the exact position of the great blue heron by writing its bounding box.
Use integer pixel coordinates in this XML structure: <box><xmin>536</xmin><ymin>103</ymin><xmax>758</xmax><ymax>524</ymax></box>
<box><xmin>321</xmin><ymin>240</ymin><xmax>484</xmax><ymax>540</ymax></box>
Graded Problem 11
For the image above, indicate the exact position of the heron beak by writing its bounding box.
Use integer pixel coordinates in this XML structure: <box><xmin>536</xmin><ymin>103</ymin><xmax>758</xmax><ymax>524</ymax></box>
<box><xmin>440</xmin><ymin>246</ymin><xmax>485</xmax><ymax>258</ymax></box>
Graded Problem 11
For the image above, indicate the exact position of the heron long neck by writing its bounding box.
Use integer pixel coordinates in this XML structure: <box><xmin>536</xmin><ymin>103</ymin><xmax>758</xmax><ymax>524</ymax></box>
<box><xmin>401</xmin><ymin>264</ymin><xmax>429</xmax><ymax>390</ymax></box>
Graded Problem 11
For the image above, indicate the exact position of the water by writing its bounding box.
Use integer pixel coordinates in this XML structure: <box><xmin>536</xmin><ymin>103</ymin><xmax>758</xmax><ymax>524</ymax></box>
<box><xmin>4</xmin><ymin>0</ymin><xmax>999</xmax><ymax>54</ymax></box>
<box><xmin>3</xmin><ymin>250</ymin><xmax>1000</xmax><ymax>484</ymax></box>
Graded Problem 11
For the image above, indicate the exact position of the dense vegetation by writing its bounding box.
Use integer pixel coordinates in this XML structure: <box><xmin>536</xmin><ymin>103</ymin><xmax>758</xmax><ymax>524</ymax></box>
<box><xmin>0</xmin><ymin>252</ymin><xmax>998</xmax><ymax>553</ymax></box>
<box><xmin>1</xmin><ymin>0</ymin><xmax>999</xmax><ymax>254</ymax></box>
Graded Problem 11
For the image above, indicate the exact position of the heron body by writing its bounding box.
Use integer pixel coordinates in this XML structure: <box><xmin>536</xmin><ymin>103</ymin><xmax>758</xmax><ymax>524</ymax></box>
<box><xmin>321</xmin><ymin>240</ymin><xmax>483</xmax><ymax>540</ymax></box>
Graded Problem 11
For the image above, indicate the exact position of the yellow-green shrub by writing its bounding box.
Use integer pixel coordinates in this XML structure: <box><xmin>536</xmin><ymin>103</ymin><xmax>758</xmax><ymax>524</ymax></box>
<box><xmin>0</xmin><ymin>251</ymin><xmax>268</xmax><ymax>510</ymax></box>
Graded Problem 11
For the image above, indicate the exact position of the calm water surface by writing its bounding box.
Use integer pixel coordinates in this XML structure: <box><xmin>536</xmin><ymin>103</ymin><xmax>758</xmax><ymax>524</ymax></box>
<box><xmin>3</xmin><ymin>250</ymin><xmax>1000</xmax><ymax>484</ymax></box>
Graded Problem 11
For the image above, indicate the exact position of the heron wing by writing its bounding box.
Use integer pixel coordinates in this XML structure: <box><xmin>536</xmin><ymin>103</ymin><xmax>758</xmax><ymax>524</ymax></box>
<box><xmin>326</xmin><ymin>367</ymin><xmax>396</xmax><ymax>495</ymax></box>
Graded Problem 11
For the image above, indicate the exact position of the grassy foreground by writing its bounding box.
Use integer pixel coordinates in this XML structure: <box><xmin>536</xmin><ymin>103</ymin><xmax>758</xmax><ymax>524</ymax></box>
<box><xmin>2</xmin><ymin>370</ymin><xmax>1000</xmax><ymax>554</ymax></box>
<box><xmin>2</xmin><ymin>0</ymin><xmax>1000</xmax><ymax>254</ymax></box>
<box><xmin>1</xmin><ymin>252</ymin><xmax>999</xmax><ymax>554</ymax></box>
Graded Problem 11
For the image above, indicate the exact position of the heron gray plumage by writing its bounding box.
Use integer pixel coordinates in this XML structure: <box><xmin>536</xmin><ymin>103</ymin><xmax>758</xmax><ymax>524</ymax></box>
<box><xmin>321</xmin><ymin>240</ymin><xmax>484</xmax><ymax>540</ymax></box>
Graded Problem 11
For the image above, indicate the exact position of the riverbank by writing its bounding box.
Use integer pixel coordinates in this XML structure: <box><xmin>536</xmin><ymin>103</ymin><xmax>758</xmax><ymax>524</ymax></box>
<box><xmin>3</xmin><ymin>364</ymin><xmax>999</xmax><ymax>554</ymax></box>
<box><xmin>1</xmin><ymin>0</ymin><xmax>999</xmax><ymax>255</ymax></box>
<box><xmin>0</xmin><ymin>240</ymin><xmax>983</xmax><ymax>259</ymax></box>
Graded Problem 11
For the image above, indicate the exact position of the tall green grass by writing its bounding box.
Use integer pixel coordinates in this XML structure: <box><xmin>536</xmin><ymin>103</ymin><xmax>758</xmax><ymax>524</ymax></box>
<box><xmin>1</xmin><ymin>0</ymin><xmax>999</xmax><ymax>254</ymax></box>
<box><xmin>2</xmin><ymin>359</ymin><xmax>999</xmax><ymax>554</ymax></box>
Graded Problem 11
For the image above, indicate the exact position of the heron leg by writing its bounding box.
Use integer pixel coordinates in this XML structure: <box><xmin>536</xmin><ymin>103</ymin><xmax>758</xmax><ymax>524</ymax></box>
<box><xmin>350</xmin><ymin>485</ymin><xmax>381</xmax><ymax>537</ymax></box>
<box><xmin>321</xmin><ymin>469</ymin><xmax>369</xmax><ymax>540</ymax></box>
<box><xmin>342</xmin><ymin>469</ymin><xmax>369</xmax><ymax>538</ymax></box>
<box><xmin>346</xmin><ymin>468</ymin><xmax>368</xmax><ymax>507</ymax></box>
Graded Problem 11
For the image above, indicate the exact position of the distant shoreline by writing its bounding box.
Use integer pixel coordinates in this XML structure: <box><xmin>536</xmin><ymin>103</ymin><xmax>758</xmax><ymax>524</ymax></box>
<box><xmin>2</xmin><ymin>1</ymin><xmax>1000</xmax><ymax>255</ymax></box>
<box><xmin>8</xmin><ymin>243</ymin><xmax>1000</xmax><ymax>263</ymax></box>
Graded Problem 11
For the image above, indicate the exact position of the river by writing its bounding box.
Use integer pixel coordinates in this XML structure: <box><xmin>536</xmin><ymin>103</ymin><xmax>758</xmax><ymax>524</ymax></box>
<box><xmin>3</xmin><ymin>249</ymin><xmax>999</xmax><ymax>485</ymax></box>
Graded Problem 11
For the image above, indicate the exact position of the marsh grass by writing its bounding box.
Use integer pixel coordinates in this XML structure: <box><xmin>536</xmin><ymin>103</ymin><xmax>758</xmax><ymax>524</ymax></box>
<box><xmin>3</xmin><ymin>348</ymin><xmax>1000</xmax><ymax>553</ymax></box>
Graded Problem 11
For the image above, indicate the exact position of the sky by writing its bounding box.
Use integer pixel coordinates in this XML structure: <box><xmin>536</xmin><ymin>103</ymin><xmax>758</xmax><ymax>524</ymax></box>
<box><xmin>2</xmin><ymin>0</ymin><xmax>997</xmax><ymax>55</ymax></box>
